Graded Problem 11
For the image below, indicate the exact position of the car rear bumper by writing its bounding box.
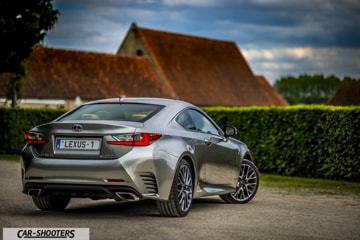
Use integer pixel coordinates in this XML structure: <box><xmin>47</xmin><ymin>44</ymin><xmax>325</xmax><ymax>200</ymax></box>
<box><xmin>20</xmin><ymin>145</ymin><xmax>179</xmax><ymax>201</ymax></box>
<box><xmin>23</xmin><ymin>182</ymin><xmax>142</xmax><ymax>201</ymax></box>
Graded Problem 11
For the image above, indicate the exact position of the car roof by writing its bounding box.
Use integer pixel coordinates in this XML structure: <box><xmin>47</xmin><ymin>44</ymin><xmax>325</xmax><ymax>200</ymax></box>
<box><xmin>87</xmin><ymin>97</ymin><xmax>195</xmax><ymax>109</ymax></box>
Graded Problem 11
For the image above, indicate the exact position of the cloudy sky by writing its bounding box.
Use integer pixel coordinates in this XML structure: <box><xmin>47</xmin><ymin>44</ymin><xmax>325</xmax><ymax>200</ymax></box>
<box><xmin>43</xmin><ymin>0</ymin><xmax>360</xmax><ymax>84</ymax></box>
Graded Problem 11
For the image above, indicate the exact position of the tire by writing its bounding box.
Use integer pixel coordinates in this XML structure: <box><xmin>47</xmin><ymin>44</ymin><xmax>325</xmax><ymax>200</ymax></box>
<box><xmin>220</xmin><ymin>159</ymin><xmax>259</xmax><ymax>204</ymax></box>
<box><xmin>156</xmin><ymin>159</ymin><xmax>194</xmax><ymax>217</ymax></box>
<box><xmin>32</xmin><ymin>195</ymin><xmax>71</xmax><ymax>211</ymax></box>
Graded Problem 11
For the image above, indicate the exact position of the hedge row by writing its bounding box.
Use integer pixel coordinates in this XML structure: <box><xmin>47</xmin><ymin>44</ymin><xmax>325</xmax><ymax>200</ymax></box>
<box><xmin>203</xmin><ymin>106</ymin><xmax>360</xmax><ymax>182</ymax></box>
<box><xmin>0</xmin><ymin>106</ymin><xmax>359</xmax><ymax>182</ymax></box>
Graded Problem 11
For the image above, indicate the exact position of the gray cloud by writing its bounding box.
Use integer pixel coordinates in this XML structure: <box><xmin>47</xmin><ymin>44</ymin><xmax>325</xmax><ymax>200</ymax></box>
<box><xmin>45</xmin><ymin>0</ymin><xmax>360</xmax><ymax>83</ymax></box>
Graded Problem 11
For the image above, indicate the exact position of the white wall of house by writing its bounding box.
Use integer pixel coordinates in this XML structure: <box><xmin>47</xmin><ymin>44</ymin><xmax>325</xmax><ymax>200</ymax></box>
<box><xmin>1</xmin><ymin>96</ymin><xmax>84</xmax><ymax>109</ymax></box>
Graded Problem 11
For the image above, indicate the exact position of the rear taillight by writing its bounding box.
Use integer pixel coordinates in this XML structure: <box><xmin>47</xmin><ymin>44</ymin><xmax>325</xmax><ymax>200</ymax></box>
<box><xmin>24</xmin><ymin>131</ymin><xmax>48</xmax><ymax>144</ymax></box>
<box><xmin>107</xmin><ymin>133</ymin><xmax>162</xmax><ymax>146</ymax></box>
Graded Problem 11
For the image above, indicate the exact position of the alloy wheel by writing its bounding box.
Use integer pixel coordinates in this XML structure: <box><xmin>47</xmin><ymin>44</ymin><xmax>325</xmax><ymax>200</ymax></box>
<box><xmin>177</xmin><ymin>163</ymin><xmax>193</xmax><ymax>212</ymax></box>
<box><xmin>231</xmin><ymin>161</ymin><xmax>259</xmax><ymax>202</ymax></box>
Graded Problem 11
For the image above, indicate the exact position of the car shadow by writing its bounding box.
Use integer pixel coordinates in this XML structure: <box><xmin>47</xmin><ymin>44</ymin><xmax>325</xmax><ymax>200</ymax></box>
<box><xmin>15</xmin><ymin>197</ymin><xmax>226</xmax><ymax>218</ymax></box>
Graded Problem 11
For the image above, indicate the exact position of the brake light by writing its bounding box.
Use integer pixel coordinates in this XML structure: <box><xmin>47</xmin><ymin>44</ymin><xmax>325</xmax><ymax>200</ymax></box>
<box><xmin>107</xmin><ymin>133</ymin><xmax>162</xmax><ymax>146</ymax></box>
<box><xmin>24</xmin><ymin>131</ymin><xmax>48</xmax><ymax>144</ymax></box>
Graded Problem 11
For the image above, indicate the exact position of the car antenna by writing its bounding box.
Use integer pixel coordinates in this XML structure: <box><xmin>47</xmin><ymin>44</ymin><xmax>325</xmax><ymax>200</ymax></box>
<box><xmin>119</xmin><ymin>95</ymin><xmax>126</xmax><ymax>102</ymax></box>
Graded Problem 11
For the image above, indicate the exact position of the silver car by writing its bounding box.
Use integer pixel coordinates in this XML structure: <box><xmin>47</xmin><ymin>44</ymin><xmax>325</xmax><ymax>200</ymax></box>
<box><xmin>21</xmin><ymin>97</ymin><xmax>259</xmax><ymax>217</ymax></box>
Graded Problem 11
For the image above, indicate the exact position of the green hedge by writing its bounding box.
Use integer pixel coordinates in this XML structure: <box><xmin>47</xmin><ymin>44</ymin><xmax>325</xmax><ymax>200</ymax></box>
<box><xmin>1</xmin><ymin>106</ymin><xmax>359</xmax><ymax>182</ymax></box>
<box><xmin>203</xmin><ymin>106</ymin><xmax>360</xmax><ymax>182</ymax></box>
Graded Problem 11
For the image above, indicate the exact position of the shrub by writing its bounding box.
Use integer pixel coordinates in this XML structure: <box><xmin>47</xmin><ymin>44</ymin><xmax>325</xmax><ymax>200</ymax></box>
<box><xmin>203</xmin><ymin>106</ymin><xmax>360</xmax><ymax>182</ymax></box>
<box><xmin>1</xmin><ymin>106</ymin><xmax>359</xmax><ymax>182</ymax></box>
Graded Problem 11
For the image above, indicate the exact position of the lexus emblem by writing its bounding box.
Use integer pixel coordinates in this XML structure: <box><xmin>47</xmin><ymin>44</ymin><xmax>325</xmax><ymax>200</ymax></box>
<box><xmin>72</xmin><ymin>124</ymin><xmax>83</xmax><ymax>131</ymax></box>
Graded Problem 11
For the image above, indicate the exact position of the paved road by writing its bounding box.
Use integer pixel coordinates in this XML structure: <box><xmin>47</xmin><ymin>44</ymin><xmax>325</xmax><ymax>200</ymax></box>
<box><xmin>1</xmin><ymin>160</ymin><xmax>359</xmax><ymax>240</ymax></box>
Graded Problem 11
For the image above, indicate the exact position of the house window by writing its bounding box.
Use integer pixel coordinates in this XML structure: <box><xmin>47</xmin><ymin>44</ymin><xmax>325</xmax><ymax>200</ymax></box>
<box><xmin>136</xmin><ymin>49</ymin><xmax>143</xmax><ymax>56</ymax></box>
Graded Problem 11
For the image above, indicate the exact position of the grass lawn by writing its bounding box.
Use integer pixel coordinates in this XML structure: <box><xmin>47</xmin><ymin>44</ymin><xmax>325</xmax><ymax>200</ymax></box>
<box><xmin>260</xmin><ymin>173</ymin><xmax>360</xmax><ymax>196</ymax></box>
<box><xmin>0</xmin><ymin>155</ymin><xmax>20</xmax><ymax>161</ymax></box>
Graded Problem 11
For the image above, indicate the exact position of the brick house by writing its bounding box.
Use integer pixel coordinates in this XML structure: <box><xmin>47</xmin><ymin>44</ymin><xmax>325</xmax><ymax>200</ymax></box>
<box><xmin>0</xmin><ymin>23</ymin><xmax>287</xmax><ymax>108</ymax></box>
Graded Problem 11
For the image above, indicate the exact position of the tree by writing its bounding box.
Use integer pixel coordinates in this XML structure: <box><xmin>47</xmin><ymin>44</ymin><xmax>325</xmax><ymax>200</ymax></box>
<box><xmin>0</xmin><ymin>0</ymin><xmax>59</xmax><ymax>107</ymax></box>
<box><xmin>273</xmin><ymin>74</ymin><xmax>342</xmax><ymax>105</ymax></box>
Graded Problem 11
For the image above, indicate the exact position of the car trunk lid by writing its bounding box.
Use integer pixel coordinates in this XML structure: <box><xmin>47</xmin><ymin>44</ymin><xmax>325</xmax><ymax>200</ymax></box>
<box><xmin>29</xmin><ymin>121</ymin><xmax>144</xmax><ymax>159</ymax></box>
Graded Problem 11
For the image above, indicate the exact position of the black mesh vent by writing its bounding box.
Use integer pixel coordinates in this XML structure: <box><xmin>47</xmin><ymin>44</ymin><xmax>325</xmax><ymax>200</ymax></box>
<box><xmin>140</xmin><ymin>172</ymin><xmax>158</xmax><ymax>194</ymax></box>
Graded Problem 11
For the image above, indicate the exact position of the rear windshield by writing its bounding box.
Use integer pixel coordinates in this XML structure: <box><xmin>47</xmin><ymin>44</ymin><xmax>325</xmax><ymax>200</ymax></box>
<box><xmin>57</xmin><ymin>103</ymin><xmax>164</xmax><ymax>122</ymax></box>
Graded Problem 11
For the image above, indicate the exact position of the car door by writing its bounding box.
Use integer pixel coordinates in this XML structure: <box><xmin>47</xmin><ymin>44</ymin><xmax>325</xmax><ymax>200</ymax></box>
<box><xmin>178</xmin><ymin>109</ymin><xmax>239</xmax><ymax>190</ymax></box>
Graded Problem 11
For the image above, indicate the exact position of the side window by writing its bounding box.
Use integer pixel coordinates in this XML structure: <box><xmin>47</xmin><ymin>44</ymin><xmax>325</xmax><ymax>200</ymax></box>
<box><xmin>176</xmin><ymin>109</ymin><xmax>220</xmax><ymax>135</ymax></box>
<box><xmin>176</xmin><ymin>110</ymin><xmax>196</xmax><ymax>130</ymax></box>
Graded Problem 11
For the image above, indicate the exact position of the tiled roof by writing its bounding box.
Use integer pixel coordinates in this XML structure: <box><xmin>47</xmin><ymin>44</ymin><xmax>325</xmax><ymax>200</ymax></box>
<box><xmin>133</xmin><ymin>25</ymin><xmax>287</xmax><ymax>106</ymax></box>
<box><xmin>255</xmin><ymin>75</ymin><xmax>288</xmax><ymax>106</ymax></box>
<box><xmin>1</xmin><ymin>23</ymin><xmax>289</xmax><ymax>107</ymax></box>
<box><xmin>0</xmin><ymin>47</ymin><xmax>172</xmax><ymax>100</ymax></box>
<box><xmin>327</xmin><ymin>80</ymin><xmax>360</xmax><ymax>105</ymax></box>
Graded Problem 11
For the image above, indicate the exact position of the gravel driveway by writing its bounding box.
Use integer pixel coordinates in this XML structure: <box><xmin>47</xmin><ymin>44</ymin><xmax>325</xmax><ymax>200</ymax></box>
<box><xmin>1</xmin><ymin>160</ymin><xmax>359</xmax><ymax>240</ymax></box>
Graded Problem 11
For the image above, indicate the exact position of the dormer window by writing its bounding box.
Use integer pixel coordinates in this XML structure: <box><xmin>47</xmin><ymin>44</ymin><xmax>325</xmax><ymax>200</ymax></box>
<box><xmin>136</xmin><ymin>49</ymin><xmax>143</xmax><ymax>56</ymax></box>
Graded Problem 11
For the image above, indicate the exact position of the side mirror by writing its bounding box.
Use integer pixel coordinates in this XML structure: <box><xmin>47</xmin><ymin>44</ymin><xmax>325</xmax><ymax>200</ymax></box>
<box><xmin>223</xmin><ymin>125</ymin><xmax>238</xmax><ymax>137</ymax></box>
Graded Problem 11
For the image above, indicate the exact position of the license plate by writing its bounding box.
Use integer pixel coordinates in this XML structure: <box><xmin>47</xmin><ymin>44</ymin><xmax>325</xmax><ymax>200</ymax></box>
<box><xmin>56</xmin><ymin>138</ymin><xmax>101</xmax><ymax>150</ymax></box>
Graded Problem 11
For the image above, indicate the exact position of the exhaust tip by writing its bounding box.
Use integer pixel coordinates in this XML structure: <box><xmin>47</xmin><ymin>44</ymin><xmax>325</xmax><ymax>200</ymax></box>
<box><xmin>115</xmin><ymin>192</ymin><xmax>139</xmax><ymax>201</ymax></box>
<box><xmin>27</xmin><ymin>189</ymin><xmax>42</xmax><ymax>196</ymax></box>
